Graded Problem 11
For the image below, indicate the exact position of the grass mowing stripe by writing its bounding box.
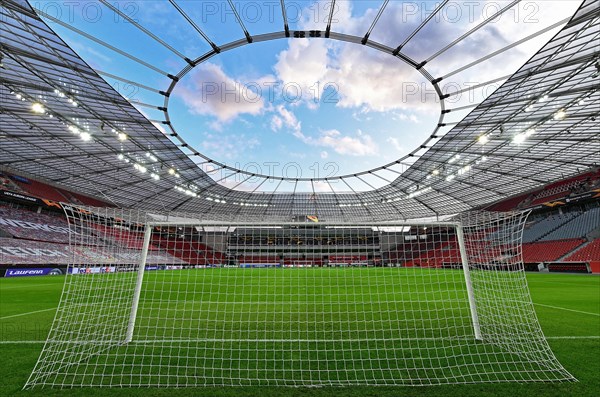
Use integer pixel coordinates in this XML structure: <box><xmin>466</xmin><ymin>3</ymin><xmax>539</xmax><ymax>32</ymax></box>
<box><xmin>0</xmin><ymin>307</ymin><xmax>57</xmax><ymax>320</ymax></box>
<box><xmin>0</xmin><ymin>283</ymin><xmax>59</xmax><ymax>290</ymax></box>
<box><xmin>527</xmin><ymin>280</ymin><xmax>600</xmax><ymax>287</ymax></box>
<box><xmin>533</xmin><ymin>302</ymin><xmax>600</xmax><ymax>317</ymax></box>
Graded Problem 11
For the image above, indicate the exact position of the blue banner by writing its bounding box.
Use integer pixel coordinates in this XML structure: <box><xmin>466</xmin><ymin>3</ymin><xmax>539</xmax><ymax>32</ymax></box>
<box><xmin>5</xmin><ymin>268</ymin><xmax>63</xmax><ymax>277</ymax></box>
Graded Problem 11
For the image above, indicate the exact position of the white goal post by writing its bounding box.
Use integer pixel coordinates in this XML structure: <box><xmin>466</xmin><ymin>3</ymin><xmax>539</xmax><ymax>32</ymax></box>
<box><xmin>25</xmin><ymin>206</ymin><xmax>574</xmax><ymax>388</ymax></box>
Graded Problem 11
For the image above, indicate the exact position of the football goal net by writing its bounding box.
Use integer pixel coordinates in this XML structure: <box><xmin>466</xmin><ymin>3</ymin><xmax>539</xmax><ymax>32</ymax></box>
<box><xmin>25</xmin><ymin>206</ymin><xmax>574</xmax><ymax>388</ymax></box>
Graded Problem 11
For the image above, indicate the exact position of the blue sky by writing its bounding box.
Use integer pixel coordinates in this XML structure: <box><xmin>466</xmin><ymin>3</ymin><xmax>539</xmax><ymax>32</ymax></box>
<box><xmin>34</xmin><ymin>0</ymin><xmax>582</xmax><ymax>191</ymax></box>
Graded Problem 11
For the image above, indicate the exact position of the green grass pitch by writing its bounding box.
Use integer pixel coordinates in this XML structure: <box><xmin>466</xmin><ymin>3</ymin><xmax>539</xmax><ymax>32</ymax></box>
<box><xmin>0</xmin><ymin>271</ymin><xmax>598</xmax><ymax>397</ymax></box>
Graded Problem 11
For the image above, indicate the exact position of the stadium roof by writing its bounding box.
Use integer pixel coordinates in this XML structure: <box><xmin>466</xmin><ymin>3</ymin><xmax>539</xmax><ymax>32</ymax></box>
<box><xmin>1</xmin><ymin>0</ymin><xmax>599</xmax><ymax>220</ymax></box>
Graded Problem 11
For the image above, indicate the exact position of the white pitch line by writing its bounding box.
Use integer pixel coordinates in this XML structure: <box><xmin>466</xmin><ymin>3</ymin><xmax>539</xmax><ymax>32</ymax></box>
<box><xmin>0</xmin><ymin>341</ymin><xmax>45</xmax><ymax>344</ymax></box>
<box><xmin>533</xmin><ymin>302</ymin><xmax>600</xmax><ymax>317</ymax></box>
<box><xmin>0</xmin><ymin>307</ymin><xmax>57</xmax><ymax>320</ymax></box>
<box><xmin>0</xmin><ymin>336</ymin><xmax>599</xmax><ymax>345</ymax></box>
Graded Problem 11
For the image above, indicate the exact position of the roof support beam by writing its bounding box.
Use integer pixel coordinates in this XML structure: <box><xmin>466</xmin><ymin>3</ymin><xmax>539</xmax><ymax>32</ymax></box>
<box><xmin>168</xmin><ymin>0</ymin><xmax>221</xmax><ymax>53</ymax></box>
<box><xmin>228</xmin><ymin>0</ymin><xmax>253</xmax><ymax>43</ymax></box>
<box><xmin>99</xmin><ymin>0</ymin><xmax>190</xmax><ymax>62</ymax></box>
<box><xmin>393</xmin><ymin>0</ymin><xmax>448</xmax><ymax>56</ymax></box>
<box><xmin>280</xmin><ymin>0</ymin><xmax>290</xmax><ymax>37</ymax></box>
<box><xmin>324</xmin><ymin>0</ymin><xmax>337</xmax><ymax>38</ymax></box>
<box><xmin>443</xmin><ymin>16</ymin><xmax>572</xmax><ymax>79</ymax></box>
<box><xmin>32</xmin><ymin>7</ymin><xmax>171</xmax><ymax>76</ymax></box>
<box><xmin>362</xmin><ymin>0</ymin><xmax>389</xmax><ymax>45</ymax></box>
<box><xmin>425</xmin><ymin>0</ymin><xmax>521</xmax><ymax>63</ymax></box>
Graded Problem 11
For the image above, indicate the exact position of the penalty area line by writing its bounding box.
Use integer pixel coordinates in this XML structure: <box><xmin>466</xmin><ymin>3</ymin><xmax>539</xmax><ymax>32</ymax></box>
<box><xmin>0</xmin><ymin>307</ymin><xmax>57</xmax><ymax>320</ymax></box>
<box><xmin>533</xmin><ymin>303</ymin><xmax>600</xmax><ymax>317</ymax></box>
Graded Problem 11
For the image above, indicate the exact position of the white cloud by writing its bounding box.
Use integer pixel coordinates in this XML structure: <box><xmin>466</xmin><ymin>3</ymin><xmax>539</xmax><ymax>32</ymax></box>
<box><xmin>199</xmin><ymin>132</ymin><xmax>260</xmax><ymax>161</ymax></box>
<box><xmin>329</xmin><ymin>46</ymin><xmax>430</xmax><ymax>112</ymax></box>
<box><xmin>271</xmin><ymin>105</ymin><xmax>303</xmax><ymax>137</ymax></box>
<box><xmin>272</xmin><ymin>105</ymin><xmax>378</xmax><ymax>157</ymax></box>
<box><xmin>390</xmin><ymin>112</ymin><xmax>420</xmax><ymax>123</ymax></box>
<box><xmin>278</xmin><ymin>106</ymin><xmax>301</xmax><ymax>130</ymax></box>
<box><xmin>302</xmin><ymin>129</ymin><xmax>378</xmax><ymax>157</ymax></box>
<box><xmin>386</xmin><ymin>137</ymin><xmax>403</xmax><ymax>153</ymax></box>
<box><xmin>288</xmin><ymin>152</ymin><xmax>307</xmax><ymax>160</ymax></box>
<box><xmin>272</xmin><ymin>7</ymin><xmax>435</xmax><ymax>113</ymax></box>
<box><xmin>270</xmin><ymin>115</ymin><xmax>283</xmax><ymax>131</ymax></box>
<box><xmin>274</xmin><ymin>38</ymin><xmax>329</xmax><ymax>104</ymax></box>
<box><xmin>393</xmin><ymin>112</ymin><xmax>408</xmax><ymax>121</ymax></box>
<box><xmin>175</xmin><ymin>62</ymin><xmax>265</xmax><ymax>123</ymax></box>
<box><xmin>271</xmin><ymin>1</ymin><xmax>580</xmax><ymax>115</ymax></box>
<box><xmin>70</xmin><ymin>41</ymin><xmax>112</xmax><ymax>64</ymax></box>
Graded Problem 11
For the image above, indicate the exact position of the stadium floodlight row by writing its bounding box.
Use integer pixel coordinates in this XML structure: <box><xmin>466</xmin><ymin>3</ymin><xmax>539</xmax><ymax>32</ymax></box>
<box><xmin>0</xmin><ymin>0</ymin><xmax>598</xmax><ymax>219</ymax></box>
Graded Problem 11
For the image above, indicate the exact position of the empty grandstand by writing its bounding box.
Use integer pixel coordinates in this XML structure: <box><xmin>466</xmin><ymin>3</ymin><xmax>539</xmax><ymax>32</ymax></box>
<box><xmin>2</xmin><ymin>178</ymin><xmax>598</xmax><ymax>274</ymax></box>
<box><xmin>0</xmin><ymin>199</ymin><xmax>185</xmax><ymax>272</ymax></box>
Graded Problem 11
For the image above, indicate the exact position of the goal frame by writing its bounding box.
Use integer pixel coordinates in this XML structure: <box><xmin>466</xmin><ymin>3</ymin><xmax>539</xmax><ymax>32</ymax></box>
<box><xmin>25</xmin><ymin>207</ymin><xmax>575</xmax><ymax>388</ymax></box>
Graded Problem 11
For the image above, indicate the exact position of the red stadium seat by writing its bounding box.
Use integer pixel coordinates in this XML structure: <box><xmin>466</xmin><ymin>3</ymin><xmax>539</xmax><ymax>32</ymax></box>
<box><xmin>521</xmin><ymin>239</ymin><xmax>585</xmax><ymax>263</ymax></box>
<box><xmin>565</xmin><ymin>239</ymin><xmax>600</xmax><ymax>262</ymax></box>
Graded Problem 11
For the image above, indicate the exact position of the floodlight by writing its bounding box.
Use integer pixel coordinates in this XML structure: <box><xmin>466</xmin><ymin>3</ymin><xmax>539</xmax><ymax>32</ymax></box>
<box><xmin>31</xmin><ymin>103</ymin><xmax>45</xmax><ymax>113</ymax></box>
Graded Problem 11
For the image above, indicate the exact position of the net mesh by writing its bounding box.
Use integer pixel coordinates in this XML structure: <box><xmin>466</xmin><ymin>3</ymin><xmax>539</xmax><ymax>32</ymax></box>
<box><xmin>25</xmin><ymin>206</ymin><xmax>574</xmax><ymax>388</ymax></box>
